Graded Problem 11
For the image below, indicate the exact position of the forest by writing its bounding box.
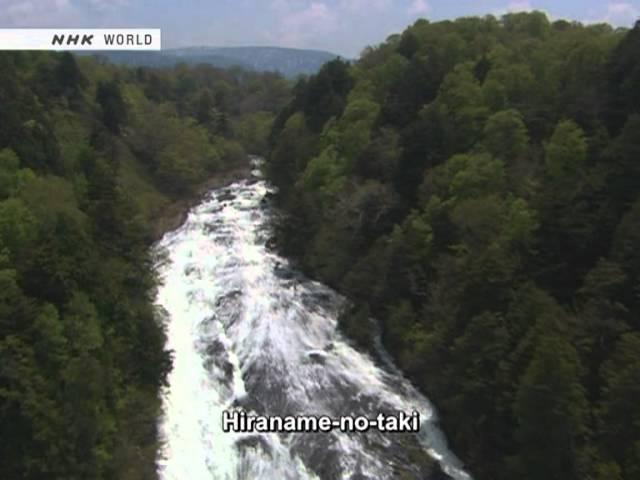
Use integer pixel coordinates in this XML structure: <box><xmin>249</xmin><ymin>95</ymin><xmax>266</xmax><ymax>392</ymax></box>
<box><xmin>0</xmin><ymin>51</ymin><xmax>288</xmax><ymax>479</ymax></box>
<box><xmin>267</xmin><ymin>12</ymin><xmax>640</xmax><ymax>480</ymax></box>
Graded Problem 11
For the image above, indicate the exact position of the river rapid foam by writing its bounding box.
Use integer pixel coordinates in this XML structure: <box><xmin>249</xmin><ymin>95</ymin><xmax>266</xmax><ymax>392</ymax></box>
<box><xmin>155</xmin><ymin>159</ymin><xmax>472</xmax><ymax>480</ymax></box>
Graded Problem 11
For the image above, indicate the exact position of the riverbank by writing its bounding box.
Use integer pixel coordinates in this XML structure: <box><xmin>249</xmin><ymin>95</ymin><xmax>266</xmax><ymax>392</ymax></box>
<box><xmin>150</xmin><ymin>160</ymin><xmax>252</xmax><ymax>243</ymax></box>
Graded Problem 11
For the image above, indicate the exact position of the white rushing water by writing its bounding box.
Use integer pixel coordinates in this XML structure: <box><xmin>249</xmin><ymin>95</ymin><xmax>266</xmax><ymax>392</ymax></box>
<box><xmin>155</xmin><ymin>159</ymin><xmax>472</xmax><ymax>480</ymax></box>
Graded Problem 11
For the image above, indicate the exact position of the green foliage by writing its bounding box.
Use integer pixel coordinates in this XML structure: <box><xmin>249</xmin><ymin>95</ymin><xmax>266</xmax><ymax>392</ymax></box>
<box><xmin>53</xmin><ymin>52</ymin><xmax>87</xmax><ymax>99</ymax></box>
<box><xmin>0</xmin><ymin>148</ymin><xmax>23</xmax><ymax>197</ymax></box>
<box><xmin>269</xmin><ymin>112</ymin><xmax>316</xmax><ymax>196</ymax></box>
<box><xmin>154</xmin><ymin>120</ymin><xmax>216</xmax><ymax>194</ymax></box>
<box><xmin>483</xmin><ymin>109</ymin><xmax>529</xmax><ymax>160</ymax></box>
<box><xmin>301</xmin><ymin>146</ymin><xmax>347</xmax><ymax>195</ymax></box>
<box><xmin>545</xmin><ymin>120</ymin><xmax>587</xmax><ymax>178</ymax></box>
<box><xmin>0</xmin><ymin>198</ymin><xmax>37</xmax><ymax>260</ymax></box>
<box><xmin>513</xmin><ymin>333</ymin><xmax>588</xmax><ymax>479</ymax></box>
<box><xmin>443</xmin><ymin>153</ymin><xmax>507</xmax><ymax>199</ymax></box>
<box><xmin>267</xmin><ymin>13</ymin><xmax>640</xmax><ymax>480</ymax></box>
<box><xmin>0</xmin><ymin>50</ymin><xmax>290</xmax><ymax>480</ymax></box>
<box><xmin>96</xmin><ymin>80</ymin><xmax>127</xmax><ymax>134</ymax></box>
<box><xmin>599</xmin><ymin>333</ymin><xmax>640</xmax><ymax>478</ymax></box>
<box><xmin>233</xmin><ymin>111</ymin><xmax>275</xmax><ymax>155</ymax></box>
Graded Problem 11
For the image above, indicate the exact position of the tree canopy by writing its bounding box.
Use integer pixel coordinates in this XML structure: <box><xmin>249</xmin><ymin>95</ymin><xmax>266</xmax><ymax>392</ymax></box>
<box><xmin>0</xmin><ymin>50</ymin><xmax>289</xmax><ymax>479</ymax></box>
<box><xmin>267</xmin><ymin>13</ymin><xmax>640</xmax><ymax>480</ymax></box>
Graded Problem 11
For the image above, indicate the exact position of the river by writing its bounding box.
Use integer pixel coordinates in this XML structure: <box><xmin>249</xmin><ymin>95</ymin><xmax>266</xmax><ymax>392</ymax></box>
<box><xmin>154</xmin><ymin>158</ymin><xmax>472</xmax><ymax>480</ymax></box>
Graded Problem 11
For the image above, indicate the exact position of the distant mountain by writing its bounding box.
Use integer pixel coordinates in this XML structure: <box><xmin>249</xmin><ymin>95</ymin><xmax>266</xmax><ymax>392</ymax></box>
<box><xmin>84</xmin><ymin>46</ymin><xmax>342</xmax><ymax>77</ymax></box>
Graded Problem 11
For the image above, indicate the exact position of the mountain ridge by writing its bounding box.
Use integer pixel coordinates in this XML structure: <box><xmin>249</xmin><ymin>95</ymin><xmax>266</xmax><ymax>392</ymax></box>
<box><xmin>83</xmin><ymin>45</ymin><xmax>343</xmax><ymax>77</ymax></box>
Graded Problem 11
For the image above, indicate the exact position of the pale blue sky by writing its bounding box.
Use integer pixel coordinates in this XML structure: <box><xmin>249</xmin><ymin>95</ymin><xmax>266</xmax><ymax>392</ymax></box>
<box><xmin>0</xmin><ymin>0</ymin><xmax>638</xmax><ymax>56</ymax></box>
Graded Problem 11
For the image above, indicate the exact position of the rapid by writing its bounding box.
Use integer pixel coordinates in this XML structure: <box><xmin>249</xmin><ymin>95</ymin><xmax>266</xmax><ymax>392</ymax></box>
<box><xmin>155</xmin><ymin>159</ymin><xmax>472</xmax><ymax>480</ymax></box>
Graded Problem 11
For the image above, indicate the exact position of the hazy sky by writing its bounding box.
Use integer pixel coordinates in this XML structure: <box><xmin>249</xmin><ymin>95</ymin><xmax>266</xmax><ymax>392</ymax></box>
<box><xmin>0</xmin><ymin>0</ymin><xmax>638</xmax><ymax>56</ymax></box>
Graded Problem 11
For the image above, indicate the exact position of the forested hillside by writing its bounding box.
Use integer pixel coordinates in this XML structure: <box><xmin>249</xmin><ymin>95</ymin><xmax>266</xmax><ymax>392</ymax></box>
<box><xmin>267</xmin><ymin>12</ymin><xmax>640</xmax><ymax>480</ymax></box>
<box><xmin>0</xmin><ymin>51</ymin><xmax>288</xmax><ymax>479</ymax></box>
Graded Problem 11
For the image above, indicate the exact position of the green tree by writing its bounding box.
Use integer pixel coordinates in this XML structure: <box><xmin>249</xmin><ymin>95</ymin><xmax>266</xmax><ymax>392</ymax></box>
<box><xmin>0</xmin><ymin>198</ymin><xmax>37</xmax><ymax>262</ymax></box>
<box><xmin>514</xmin><ymin>333</ymin><xmax>588</xmax><ymax>480</ymax></box>
<box><xmin>96</xmin><ymin>80</ymin><xmax>127</xmax><ymax>134</ymax></box>
<box><xmin>545</xmin><ymin>120</ymin><xmax>587</xmax><ymax>179</ymax></box>
<box><xmin>53</xmin><ymin>52</ymin><xmax>86</xmax><ymax>99</ymax></box>
<box><xmin>483</xmin><ymin>109</ymin><xmax>529</xmax><ymax>160</ymax></box>
<box><xmin>0</xmin><ymin>148</ymin><xmax>19</xmax><ymax>195</ymax></box>
<box><xmin>599</xmin><ymin>333</ymin><xmax>640</xmax><ymax>478</ymax></box>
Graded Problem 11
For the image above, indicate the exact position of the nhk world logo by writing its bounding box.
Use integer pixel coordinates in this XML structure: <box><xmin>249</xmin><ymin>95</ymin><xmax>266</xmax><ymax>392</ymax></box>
<box><xmin>0</xmin><ymin>29</ymin><xmax>161</xmax><ymax>51</ymax></box>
